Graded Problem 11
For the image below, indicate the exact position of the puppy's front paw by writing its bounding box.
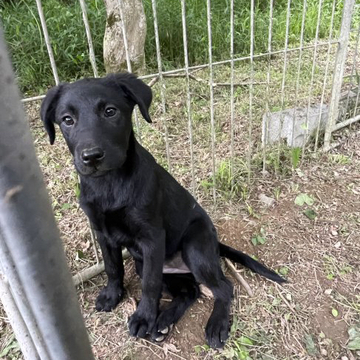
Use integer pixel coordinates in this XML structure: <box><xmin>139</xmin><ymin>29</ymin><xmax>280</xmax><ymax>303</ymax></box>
<box><xmin>205</xmin><ymin>316</ymin><xmax>229</xmax><ymax>349</ymax></box>
<box><xmin>96</xmin><ymin>285</ymin><xmax>124</xmax><ymax>312</ymax></box>
<box><xmin>128</xmin><ymin>309</ymin><xmax>156</xmax><ymax>339</ymax></box>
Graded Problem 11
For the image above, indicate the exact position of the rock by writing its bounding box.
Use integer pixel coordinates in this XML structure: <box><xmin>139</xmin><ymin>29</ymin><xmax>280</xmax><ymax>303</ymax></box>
<box><xmin>320</xmin><ymin>348</ymin><xmax>328</xmax><ymax>356</ymax></box>
<box><xmin>262</xmin><ymin>105</ymin><xmax>329</xmax><ymax>148</ymax></box>
<box><xmin>258</xmin><ymin>193</ymin><xmax>275</xmax><ymax>207</ymax></box>
<box><xmin>103</xmin><ymin>0</ymin><xmax>146</xmax><ymax>74</ymax></box>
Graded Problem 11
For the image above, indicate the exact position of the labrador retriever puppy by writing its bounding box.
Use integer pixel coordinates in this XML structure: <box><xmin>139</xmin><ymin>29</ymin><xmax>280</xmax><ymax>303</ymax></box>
<box><xmin>41</xmin><ymin>73</ymin><xmax>285</xmax><ymax>348</ymax></box>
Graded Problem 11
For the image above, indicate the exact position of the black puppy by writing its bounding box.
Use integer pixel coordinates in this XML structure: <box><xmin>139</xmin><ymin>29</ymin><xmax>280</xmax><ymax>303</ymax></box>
<box><xmin>41</xmin><ymin>73</ymin><xmax>285</xmax><ymax>348</ymax></box>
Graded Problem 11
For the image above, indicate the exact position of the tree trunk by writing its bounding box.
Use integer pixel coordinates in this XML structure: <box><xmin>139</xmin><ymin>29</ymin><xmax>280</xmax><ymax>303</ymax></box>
<box><xmin>103</xmin><ymin>0</ymin><xmax>146</xmax><ymax>74</ymax></box>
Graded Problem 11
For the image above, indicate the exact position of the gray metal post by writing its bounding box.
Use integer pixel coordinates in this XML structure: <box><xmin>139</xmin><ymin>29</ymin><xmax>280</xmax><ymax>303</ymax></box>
<box><xmin>0</xmin><ymin>265</ymin><xmax>40</xmax><ymax>360</ymax></box>
<box><xmin>0</xmin><ymin>230</ymin><xmax>49</xmax><ymax>360</ymax></box>
<box><xmin>0</xmin><ymin>28</ymin><xmax>95</xmax><ymax>360</ymax></box>
<box><xmin>323</xmin><ymin>0</ymin><xmax>356</xmax><ymax>150</ymax></box>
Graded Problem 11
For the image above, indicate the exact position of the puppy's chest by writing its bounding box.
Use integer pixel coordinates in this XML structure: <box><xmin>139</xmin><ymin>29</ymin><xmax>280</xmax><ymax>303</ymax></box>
<box><xmin>86</xmin><ymin>204</ymin><xmax>141</xmax><ymax>247</ymax></box>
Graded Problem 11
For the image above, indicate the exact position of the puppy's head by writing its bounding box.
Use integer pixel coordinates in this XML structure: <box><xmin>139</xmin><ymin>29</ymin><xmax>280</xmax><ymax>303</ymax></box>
<box><xmin>40</xmin><ymin>73</ymin><xmax>152</xmax><ymax>177</ymax></box>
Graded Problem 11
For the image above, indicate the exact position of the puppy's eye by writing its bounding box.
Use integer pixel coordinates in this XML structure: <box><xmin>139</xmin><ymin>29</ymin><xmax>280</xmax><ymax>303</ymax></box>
<box><xmin>104</xmin><ymin>107</ymin><xmax>117</xmax><ymax>117</ymax></box>
<box><xmin>62</xmin><ymin>116</ymin><xmax>74</xmax><ymax>126</ymax></box>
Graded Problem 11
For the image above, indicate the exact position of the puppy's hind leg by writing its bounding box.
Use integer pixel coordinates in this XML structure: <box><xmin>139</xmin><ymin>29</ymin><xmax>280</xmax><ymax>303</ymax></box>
<box><xmin>151</xmin><ymin>273</ymin><xmax>200</xmax><ymax>342</ymax></box>
<box><xmin>182</xmin><ymin>219</ymin><xmax>233</xmax><ymax>349</ymax></box>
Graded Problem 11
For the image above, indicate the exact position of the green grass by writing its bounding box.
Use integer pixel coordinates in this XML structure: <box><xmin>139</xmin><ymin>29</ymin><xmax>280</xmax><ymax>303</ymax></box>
<box><xmin>0</xmin><ymin>0</ymin><xmax>106</xmax><ymax>94</ymax></box>
<box><xmin>0</xmin><ymin>0</ymin><xmax>345</xmax><ymax>94</ymax></box>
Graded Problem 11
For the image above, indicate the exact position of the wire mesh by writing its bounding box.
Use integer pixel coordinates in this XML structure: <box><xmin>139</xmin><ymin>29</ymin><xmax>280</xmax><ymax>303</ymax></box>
<box><xmin>12</xmin><ymin>0</ymin><xmax>357</xmax><ymax>218</ymax></box>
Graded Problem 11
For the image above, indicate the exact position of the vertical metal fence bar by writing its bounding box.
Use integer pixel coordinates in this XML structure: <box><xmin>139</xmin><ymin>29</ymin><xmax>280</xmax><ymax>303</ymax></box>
<box><xmin>151</xmin><ymin>0</ymin><xmax>171</xmax><ymax>173</ymax></box>
<box><xmin>230</xmin><ymin>0</ymin><xmax>235</xmax><ymax>185</ymax></box>
<box><xmin>353</xmin><ymin>91</ymin><xmax>360</xmax><ymax>122</ymax></box>
<box><xmin>323</xmin><ymin>0</ymin><xmax>356</xmax><ymax>150</ymax></box>
<box><xmin>0</xmin><ymin>270</ymin><xmax>39</xmax><ymax>360</ymax></box>
<box><xmin>35</xmin><ymin>0</ymin><xmax>59</xmax><ymax>85</ymax></box>
<box><xmin>247</xmin><ymin>0</ymin><xmax>254</xmax><ymax>183</ymax></box>
<box><xmin>277</xmin><ymin>0</ymin><xmax>291</xmax><ymax>168</ymax></box>
<box><xmin>290</xmin><ymin>0</ymin><xmax>307</xmax><ymax>151</ymax></box>
<box><xmin>117</xmin><ymin>0</ymin><xmax>141</xmax><ymax>140</ymax></box>
<box><xmin>314</xmin><ymin>0</ymin><xmax>337</xmax><ymax>151</ymax></box>
<box><xmin>0</xmin><ymin>232</ymin><xmax>50</xmax><ymax>360</ymax></box>
<box><xmin>78</xmin><ymin>0</ymin><xmax>100</xmax><ymax>264</ymax></box>
<box><xmin>350</xmin><ymin>25</ymin><xmax>360</xmax><ymax>119</ymax></box>
<box><xmin>181</xmin><ymin>0</ymin><xmax>195</xmax><ymax>194</ymax></box>
<box><xmin>117</xmin><ymin>0</ymin><xmax>132</xmax><ymax>72</ymax></box>
<box><xmin>262</xmin><ymin>0</ymin><xmax>274</xmax><ymax>174</ymax></box>
<box><xmin>302</xmin><ymin>0</ymin><xmax>323</xmax><ymax>156</ymax></box>
<box><xmin>79</xmin><ymin>0</ymin><xmax>99</xmax><ymax>78</ymax></box>
<box><xmin>342</xmin><ymin>25</ymin><xmax>359</xmax><ymax>121</ymax></box>
<box><xmin>0</xmin><ymin>27</ymin><xmax>95</xmax><ymax>360</ymax></box>
<box><xmin>207</xmin><ymin>0</ymin><xmax>216</xmax><ymax>203</ymax></box>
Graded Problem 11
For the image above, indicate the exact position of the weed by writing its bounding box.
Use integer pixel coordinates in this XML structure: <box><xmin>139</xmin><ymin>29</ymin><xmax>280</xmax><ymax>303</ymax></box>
<box><xmin>273</xmin><ymin>187</ymin><xmax>282</xmax><ymax>200</ymax></box>
<box><xmin>0</xmin><ymin>334</ymin><xmax>20</xmax><ymax>359</ymax></box>
<box><xmin>251</xmin><ymin>228</ymin><xmax>267</xmax><ymax>246</ymax></box>
<box><xmin>328</xmin><ymin>154</ymin><xmax>352</xmax><ymax>165</ymax></box>
<box><xmin>279</xmin><ymin>266</ymin><xmax>290</xmax><ymax>276</ymax></box>
<box><xmin>291</xmin><ymin>147</ymin><xmax>302</xmax><ymax>168</ymax></box>
<box><xmin>303</xmin><ymin>208</ymin><xmax>317</xmax><ymax>220</ymax></box>
<box><xmin>347</xmin><ymin>324</ymin><xmax>360</xmax><ymax>351</ymax></box>
<box><xmin>221</xmin><ymin>316</ymin><xmax>254</xmax><ymax>360</ymax></box>
<box><xmin>295</xmin><ymin>193</ymin><xmax>315</xmax><ymax>206</ymax></box>
<box><xmin>201</xmin><ymin>157</ymin><xmax>249</xmax><ymax>200</ymax></box>
<box><xmin>323</xmin><ymin>255</ymin><xmax>354</xmax><ymax>280</ymax></box>
<box><xmin>253</xmin><ymin>145</ymin><xmax>296</xmax><ymax>176</ymax></box>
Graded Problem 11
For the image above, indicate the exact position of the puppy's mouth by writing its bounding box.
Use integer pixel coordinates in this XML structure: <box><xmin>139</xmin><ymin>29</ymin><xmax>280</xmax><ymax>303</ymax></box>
<box><xmin>74</xmin><ymin>153</ymin><xmax>126</xmax><ymax>177</ymax></box>
<box><xmin>74</xmin><ymin>162</ymin><xmax>111</xmax><ymax>177</ymax></box>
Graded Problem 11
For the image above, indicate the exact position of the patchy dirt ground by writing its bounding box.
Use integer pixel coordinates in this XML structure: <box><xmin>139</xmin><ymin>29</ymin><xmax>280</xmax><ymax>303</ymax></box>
<box><xmin>1</xmin><ymin>86</ymin><xmax>360</xmax><ymax>359</ymax></box>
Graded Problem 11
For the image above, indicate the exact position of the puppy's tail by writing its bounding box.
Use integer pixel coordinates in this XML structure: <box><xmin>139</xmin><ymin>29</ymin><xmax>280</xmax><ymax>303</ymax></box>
<box><xmin>219</xmin><ymin>243</ymin><xmax>286</xmax><ymax>283</ymax></box>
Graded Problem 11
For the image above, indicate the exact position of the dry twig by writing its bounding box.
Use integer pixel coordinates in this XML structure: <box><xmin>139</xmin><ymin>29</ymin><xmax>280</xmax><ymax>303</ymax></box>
<box><xmin>225</xmin><ymin>258</ymin><xmax>254</xmax><ymax>297</ymax></box>
<box><xmin>73</xmin><ymin>249</ymin><xmax>130</xmax><ymax>286</ymax></box>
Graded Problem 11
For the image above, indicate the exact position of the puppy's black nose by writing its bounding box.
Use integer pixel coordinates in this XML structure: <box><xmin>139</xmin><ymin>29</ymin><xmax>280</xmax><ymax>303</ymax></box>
<box><xmin>81</xmin><ymin>147</ymin><xmax>105</xmax><ymax>165</ymax></box>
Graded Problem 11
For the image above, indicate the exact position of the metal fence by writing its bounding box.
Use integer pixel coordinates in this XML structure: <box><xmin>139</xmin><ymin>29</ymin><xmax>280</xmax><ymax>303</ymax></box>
<box><xmin>1</xmin><ymin>0</ymin><xmax>360</xmax><ymax>358</ymax></box>
<box><xmin>18</xmin><ymin>0</ymin><xmax>360</xmax><ymax>191</ymax></box>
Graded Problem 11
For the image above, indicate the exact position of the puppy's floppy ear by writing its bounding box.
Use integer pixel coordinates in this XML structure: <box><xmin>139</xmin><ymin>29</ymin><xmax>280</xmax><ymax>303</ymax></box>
<box><xmin>40</xmin><ymin>85</ymin><xmax>63</xmax><ymax>144</ymax></box>
<box><xmin>112</xmin><ymin>73</ymin><xmax>152</xmax><ymax>123</ymax></box>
